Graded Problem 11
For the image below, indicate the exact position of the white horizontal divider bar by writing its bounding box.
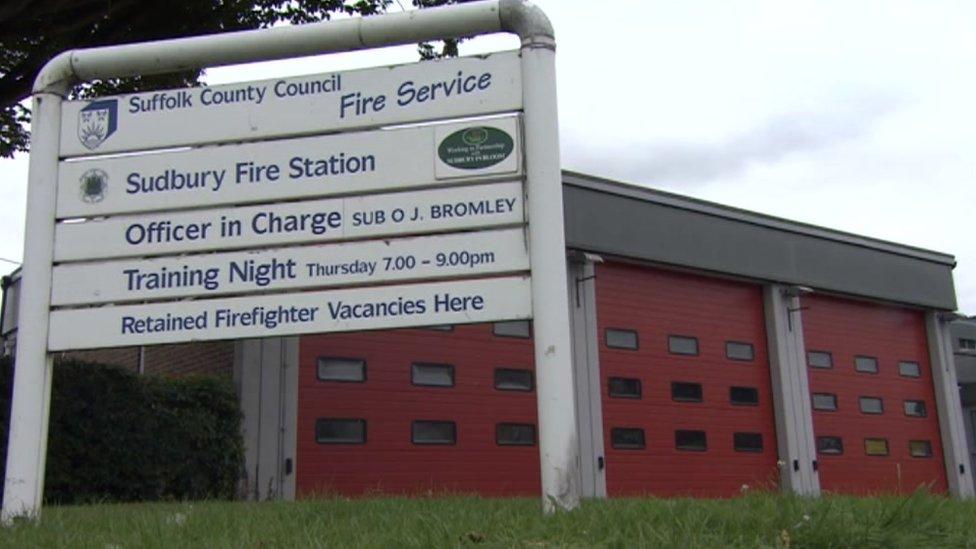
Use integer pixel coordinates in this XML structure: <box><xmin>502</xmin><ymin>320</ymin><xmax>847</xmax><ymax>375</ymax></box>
<box><xmin>58</xmin><ymin>115</ymin><xmax>521</xmax><ymax>217</ymax></box>
<box><xmin>48</xmin><ymin>275</ymin><xmax>532</xmax><ymax>350</ymax></box>
<box><xmin>55</xmin><ymin>181</ymin><xmax>525</xmax><ymax>261</ymax></box>
<box><xmin>60</xmin><ymin>51</ymin><xmax>522</xmax><ymax>157</ymax></box>
<box><xmin>51</xmin><ymin>227</ymin><xmax>529</xmax><ymax>306</ymax></box>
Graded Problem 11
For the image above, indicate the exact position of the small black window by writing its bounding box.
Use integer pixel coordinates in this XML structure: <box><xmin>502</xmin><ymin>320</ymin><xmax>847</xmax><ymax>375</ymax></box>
<box><xmin>898</xmin><ymin>361</ymin><xmax>921</xmax><ymax>377</ymax></box>
<box><xmin>859</xmin><ymin>396</ymin><xmax>884</xmax><ymax>414</ymax></box>
<box><xmin>317</xmin><ymin>357</ymin><xmax>366</xmax><ymax>382</ymax></box>
<box><xmin>315</xmin><ymin>418</ymin><xmax>366</xmax><ymax>444</ymax></box>
<box><xmin>411</xmin><ymin>362</ymin><xmax>454</xmax><ymax>387</ymax></box>
<box><xmin>423</xmin><ymin>325</ymin><xmax>454</xmax><ymax>331</ymax></box>
<box><xmin>807</xmin><ymin>351</ymin><xmax>833</xmax><ymax>369</ymax></box>
<box><xmin>904</xmin><ymin>400</ymin><xmax>927</xmax><ymax>417</ymax></box>
<box><xmin>812</xmin><ymin>393</ymin><xmax>838</xmax><ymax>411</ymax></box>
<box><xmin>817</xmin><ymin>436</ymin><xmax>844</xmax><ymax>455</ymax></box>
<box><xmin>494</xmin><ymin>368</ymin><xmax>534</xmax><ymax>391</ymax></box>
<box><xmin>493</xmin><ymin>320</ymin><xmax>531</xmax><ymax>338</ymax></box>
<box><xmin>671</xmin><ymin>382</ymin><xmax>703</xmax><ymax>402</ymax></box>
<box><xmin>960</xmin><ymin>338</ymin><xmax>976</xmax><ymax>351</ymax></box>
<box><xmin>726</xmin><ymin>342</ymin><xmax>755</xmax><ymax>361</ymax></box>
<box><xmin>611</xmin><ymin>427</ymin><xmax>645</xmax><ymax>449</ymax></box>
<box><xmin>864</xmin><ymin>438</ymin><xmax>889</xmax><ymax>456</ymax></box>
<box><xmin>909</xmin><ymin>440</ymin><xmax>933</xmax><ymax>458</ymax></box>
<box><xmin>730</xmin><ymin>386</ymin><xmax>759</xmax><ymax>406</ymax></box>
<box><xmin>608</xmin><ymin>377</ymin><xmax>642</xmax><ymax>399</ymax></box>
<box><xmin>496</xmin><ymin>423</ymin><xmax>535</xmax><ymax>446</ymax></box>
<box><xmin>675</xmin><ymin>430</ymin><xmax>707</xmax><ymax>451</ymax></box>
<box><xmin>855</xmin><ymin>355</ymin><xmax>879</xmax><ymax>374</ymax></box>
<box><xmin>668</xmin><ymin>335</ymin><xmax>699</xmax><ymax>356</ymax></box>
<box><xmin>733</xmin><ymin>432</ymin><xmax>763</xmax><ymax>453</ymax></box>
<box><xmin>605</xmin><ymin>328</ymin><xmax>639</xmax><ymax>350</ymax></box>
<box><xmin>412</xmin><ymin>420</ymin><xmax>456</xmax><ymax>445</ymax></box>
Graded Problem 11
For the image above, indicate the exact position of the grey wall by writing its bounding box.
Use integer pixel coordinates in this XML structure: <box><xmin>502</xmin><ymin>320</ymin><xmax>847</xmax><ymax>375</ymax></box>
<box><xmin>563</xmin><ymin>175</ymin><xmax>957</xmax><ymax>311</ymax></box>
<box><xmin>1</xmin><ymin>271</ymin><xmax>20</xmax><ymax>356</ymax></box>
<box><xmin>952</xmin><ymin>320</ymin><xmax>976</xmax><ymax>385</ymax></box>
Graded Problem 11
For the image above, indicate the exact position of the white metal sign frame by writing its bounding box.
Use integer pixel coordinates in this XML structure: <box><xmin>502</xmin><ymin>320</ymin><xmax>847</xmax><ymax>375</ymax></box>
<box><xmin>2</xmin><ymin>0</ymin><xmax>578</xmax><ymax>521</ymax></box>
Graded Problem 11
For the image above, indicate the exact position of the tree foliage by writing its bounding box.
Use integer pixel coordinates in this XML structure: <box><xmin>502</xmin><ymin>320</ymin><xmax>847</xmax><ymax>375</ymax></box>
<box><xmin>0</xmin><ymin>357</ymin><xmax>244</xmax><ymax>504</ymax></box>
<box><xmin>0</xmin><ymin>0</ymin><xmax>470</xmax><ymax>158</ymax></box>
<box><xmin>0</xmin><ymin>0</ymin><xmax>395</xmax><ymax>158</ymax></box>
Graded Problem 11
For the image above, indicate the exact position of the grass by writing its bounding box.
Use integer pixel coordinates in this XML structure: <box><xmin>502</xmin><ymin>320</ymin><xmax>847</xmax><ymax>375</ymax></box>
<box><xmin>2</xmin><ymin>491</ymin><xmax>976</xmax><ymax>548</ymax></box>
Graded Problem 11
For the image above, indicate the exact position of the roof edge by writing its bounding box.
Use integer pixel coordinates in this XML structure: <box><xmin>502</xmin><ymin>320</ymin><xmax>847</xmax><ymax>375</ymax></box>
<box><xmin>562</xmin><ymin>170</ymin><xmax>957</xmax><ymax>267</ymax></box>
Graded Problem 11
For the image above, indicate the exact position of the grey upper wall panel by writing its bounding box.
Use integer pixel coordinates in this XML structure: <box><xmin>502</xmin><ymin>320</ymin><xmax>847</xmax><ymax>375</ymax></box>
<box><xmin>952</xmin><ymin>320</ymin><xmax>976</xmax><ymax>350</ymax></box>
<box><xmin>562</xmin><ymin>172</ymin><xmax>957</xmax><ymax>310</ymax></box>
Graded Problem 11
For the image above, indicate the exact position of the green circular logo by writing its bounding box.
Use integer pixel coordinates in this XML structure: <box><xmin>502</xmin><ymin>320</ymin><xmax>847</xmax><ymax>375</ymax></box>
<box><xmin>461</xmin><ymin>127</ymin><xmax>489</xmax><ymax>146</ymax></box>
<box><xmin>438</xmin><ymin>126</ymin><xmax>514</xmax><ymax>170</ymax></box>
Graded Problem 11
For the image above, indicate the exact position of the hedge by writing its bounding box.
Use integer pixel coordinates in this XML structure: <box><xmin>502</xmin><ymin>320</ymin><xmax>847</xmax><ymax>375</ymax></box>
<box><xmin>0</xmin><ymin>355</ymin><xmax>243</xmax><ymax>504</ymax></box>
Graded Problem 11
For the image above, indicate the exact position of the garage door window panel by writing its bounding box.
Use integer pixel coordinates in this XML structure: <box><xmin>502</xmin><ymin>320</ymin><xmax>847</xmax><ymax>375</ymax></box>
<box><xmin>493</xmin><ymin>320</ymin><xmax>531</xmax><ymax>339</ymax></box>
<box><xmin>606</xmin><ymin>328</ymin><xmax>639</xmax><ymax>350</ymax></box>
<box><xmin>494</xmin><ymin>368</ymin><xmax>533</xmax><ymax>392</ymax></box>
<box><xmin>611</xmin><ymin>427</ymin><xmax>646</xmax><ymax>450</ymax></box>
<box><xmin>317</xmin><ymin>357</ymin><xmax>366</xmax><ymax>382</ymax></box>
<box><xmin>675</xmin><ymin>430</ymin><xmax>707</xmax><ymax>452</ymax></box>
<box><xmin>609</xmin><ymin>377</ymin><xmax>642</xmax><ymax>399</ymax></box>
<box><xmin>730</xmin><ymin>386</ymin><xmax>759</xmax><ymax>406</ymax></box>
<box><xmin>898</xmin><ymin>361</ymin><xmax>921</xmax><ymax>378</ymax></box>
<box><xmin>496</xmin><ymin>423</ymin><xmax>536</xmax><ymax>446</ymax></box>
<box><xmin>671</xmin><ymin>382</ymin><xmax>703</xmax><ymax>403</ymax></box>
<box><xmin>904</xmin><ymin>400</ymin><xmax>927</xmax><ymax>417</ymax></box>
<box><xmin>733</xmin><ymin>432</ymin><xmax>763</xmax><ymax>453</ymax></box>
<box><xmin>668</xmin><ymin>335</ymin><xmax>699</xmax><ymax>356</ymax></box>
<box><xmin>855</xmin><ymin>355</ymin><xmax>879</xmax><ymax>374</ymax></box>
<box><xmin>412</xmin><ymin>421</ymin><xmax>457</xmax><ymax>445</ymax></box>
<box><xmin>909</xmin><ymin>440</ymin><xmax>933</xmax><ymax>458</ymax></box>
<box><xmin>817</xmin><ymin>436</ymin><xmax>844</xmax><ymax>455</ymax></box>
<box><xmin>864</xmin><ymin>438</ymin><xmax>889</xmax><ymax>456</ymax></box>
<box><xmin>859</xmin><ymin>397</ymin><xmax>884</xmax><ymax>415</ymax></box>
<box><xmin>316</xmin><ymin>418</ymin><xmax>366</xmax><ymax>444</ymax></box>
<box><xmin>812</xmin><ymin>393</ymin><xmax>838</xmax><ymax>411</ymax></box>
<box><xmin>411</xmin><ymin>363</ymin><xmax>455</xmax><ymax>387</ymax></box>
<box><xmin>725</xmin><ymin>341</ymin><xmax>755</xmax><ymax>361</ymax></box>
<box><xmin>807</xmin><ymin>351</ymin><xmax>833</xmax><ymax>369</ymax></box>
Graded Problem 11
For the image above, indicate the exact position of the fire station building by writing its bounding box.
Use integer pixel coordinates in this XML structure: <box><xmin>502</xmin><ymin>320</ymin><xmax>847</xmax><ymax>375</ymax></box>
<box><xmin>3</xmin><ymin>170</ymin><xmax>973</xmax><ymax>500</ymax></box>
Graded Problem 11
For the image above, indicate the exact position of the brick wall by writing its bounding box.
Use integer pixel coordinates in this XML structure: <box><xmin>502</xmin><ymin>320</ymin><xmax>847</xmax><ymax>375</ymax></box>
<box><xmin>60</xmin><ymin>340</ymin><xmax>234</xmax><ymax>377</ymax></box>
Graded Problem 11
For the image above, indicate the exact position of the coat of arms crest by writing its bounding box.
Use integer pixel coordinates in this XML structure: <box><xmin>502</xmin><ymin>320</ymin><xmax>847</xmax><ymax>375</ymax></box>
<box><xmin>78</xmin><ymin>99</ymin><xmax>118</xmax><ymax>150</ymax></box>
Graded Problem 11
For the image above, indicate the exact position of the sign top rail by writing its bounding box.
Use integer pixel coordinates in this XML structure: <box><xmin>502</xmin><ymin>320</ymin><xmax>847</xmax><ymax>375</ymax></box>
<box><xmin>34</xmin><ymin>0</ymin><xmax>554</xmax><ymax>96</ymax></box>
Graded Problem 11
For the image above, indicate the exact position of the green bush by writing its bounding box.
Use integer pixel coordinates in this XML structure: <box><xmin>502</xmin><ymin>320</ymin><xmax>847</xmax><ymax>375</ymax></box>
<box><xmin>0</xmin><ymin>356</ymin><xmax>242</xmax><ymax>504</ymax></box>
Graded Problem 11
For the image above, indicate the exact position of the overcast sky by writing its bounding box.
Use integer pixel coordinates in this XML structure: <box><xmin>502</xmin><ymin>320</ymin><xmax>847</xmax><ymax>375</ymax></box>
<box><xmin>1</xmin><ymin>0</ymin><xmax>974</xmax><ymax>311</ymax></box>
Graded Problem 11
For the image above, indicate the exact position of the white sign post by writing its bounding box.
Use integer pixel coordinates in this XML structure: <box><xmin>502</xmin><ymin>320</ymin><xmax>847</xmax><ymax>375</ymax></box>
<box><xmin>3</xmin><ymin>0</ymin><xmax>578</xmax><ymax>521</ymax></box>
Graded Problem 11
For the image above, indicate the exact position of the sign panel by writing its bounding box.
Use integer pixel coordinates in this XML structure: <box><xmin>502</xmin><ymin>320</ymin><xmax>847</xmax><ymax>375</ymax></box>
<box><xmin>60</xmin><ymin>51</ymin><xmax>522</xmax><ymax>157</ymax></box>
<box><xmin>54</xmin><ymin>181</ymin><xmax>525</xmax><ymax>261</ymax></box>
<box><xmin>57</xmin><ymin>116</ymin><xmax>521</xmax><ymax>218</ymax></box>
<box><xmin>51</xmin><ymin>228</ymin><xmax>528</xmax><ymax>306</ymax></box>
<box><xmin>48</xmin><ymin>275</ymin><xmax>532</xmax><ymax>350</ymax></box>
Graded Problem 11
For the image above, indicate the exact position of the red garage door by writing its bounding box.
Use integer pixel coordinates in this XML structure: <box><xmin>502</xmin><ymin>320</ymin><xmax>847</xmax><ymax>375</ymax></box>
<box><xmin>596</xmin><ymin>262</ymin><xmax>778</xmax><ymax>497</ymax></box>
<box><xmin>297</xmin><ymin>323</ymin><xmax>539</xmax><ymax>497</ymax></box>
<box><xmin>802</xmin><ymin>294</ymin><xmax>947</xmax><ymax>494</ymax></box>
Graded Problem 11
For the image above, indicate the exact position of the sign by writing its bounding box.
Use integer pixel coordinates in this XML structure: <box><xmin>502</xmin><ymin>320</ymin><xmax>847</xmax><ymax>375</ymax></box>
<box><xmin>54</xmin><ymin>181</ymin><xmax>525</xmax><ymax>261</ymax></box>
<box><xmin>51</xmin><ymin>228</ymin><xmax>528</xmax><ymax>306</ymax></box>
<box><xmin>436</xmin><ymin>124</ymin><xmax>517</xmax><ymax>176</ymax></box>
<box><xmin>59</xmin><ymin>51</ymin><xmax>522</xmax><ymax>157</ymax></box>
<box><xmin>6</xmin><ymin>2</ymin><xmax>580</xmax><ymax>523</ymax></box>
<box><xmin>47</xmin><ymin>276</ymin><xmax>531</xmax><ymax>350</ymax></box>
<box><xmin>57</xmin><ymin>116</ymin><xmax>521</xmax><ymax>218</ymax></box>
